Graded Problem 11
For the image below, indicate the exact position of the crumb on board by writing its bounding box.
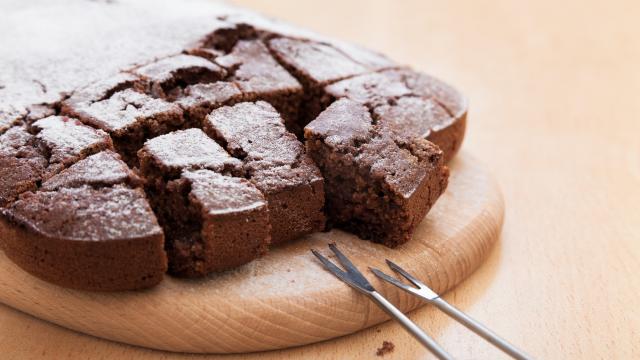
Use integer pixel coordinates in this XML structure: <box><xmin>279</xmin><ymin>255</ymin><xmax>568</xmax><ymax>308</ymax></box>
<box><xmin>376</xmin><ymin>340</ymin><xmax>395</xmax><ymax>356</ymax></box>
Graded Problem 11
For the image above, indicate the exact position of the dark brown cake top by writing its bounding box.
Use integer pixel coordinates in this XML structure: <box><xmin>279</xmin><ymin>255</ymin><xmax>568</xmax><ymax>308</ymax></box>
<box><xmin>268</xmin><ymin>37</ymin><xmax>368</xmax><ymax>85</ymax></box>
<box><xmin>304</xmin><ymin>99</ymin><xmax>373</xmax><ymax>148</ymax></box>
<box><xmin>140</xmin><ymin>128</ymin><xmax>241</xmax><ymax>175</ymax></box>
<box><xmin>69</xmin><ymin>89</ymin><xmax>183</xmax><ymax>135</ymax></box>
<box><xmin>215</xmin><ymin>40</ymin><xmax>301</xmax><ymax>94</ymax></box>
<box><xmin>32</xmin><ymin>116</ymin><xmax>113</xmax><ymax>166</ymax></box>
<box><xmin>204</xmin><ymin>101</ymin><xmax>303</xmax><ymax>165</ymax></box>
<box><xmin>183</xmin><ymin>169</ymin><xmax>266</xmax><ymax>215</ymax></box>
<box><xmin>4</xmin><ymin>185</ymin><xmax>162</xmax><ymax>241</ymax></box>
<box><xmin>41</xmin><ymin>151</ymin><xmax>139</xmax><ymax>191</ymax></box>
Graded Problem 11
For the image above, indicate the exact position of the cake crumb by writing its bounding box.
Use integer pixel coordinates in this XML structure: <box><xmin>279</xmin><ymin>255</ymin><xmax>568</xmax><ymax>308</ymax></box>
<box><xmin>376</xmin><ymin>340</ymin><xmax>395</xmax><ymax>357</ymax></box>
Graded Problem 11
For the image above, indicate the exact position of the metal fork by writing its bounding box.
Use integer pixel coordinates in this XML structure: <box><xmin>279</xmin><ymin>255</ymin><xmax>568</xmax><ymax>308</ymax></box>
<box><xmin>311</xmin><ymin>244</ymin><xmax>532</xmax><ymax>360</ymax></box>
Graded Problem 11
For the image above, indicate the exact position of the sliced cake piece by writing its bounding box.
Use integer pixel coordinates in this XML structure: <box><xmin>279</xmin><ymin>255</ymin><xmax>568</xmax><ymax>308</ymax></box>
<box><xmin>324</xmin><ymin>68</ymin><xmax>467</xmax><ymax>161</ymax></box>
<box><xmin>304</xmin><ymin>99</ymin><xmax>449</xmax><ymax>247</ymax></box>
<box><xmin>138</xmin><ymin>128</ymin><xmax>269</xmax><ymax>277</ymax></box>
<box><xmin>204</xmin><ymin>101</ymin><xmax>325</xmax><ymax>244</ymax></box>
<box><xmin>63</xmin><ymin>88</ymin><xmax>184</xmax><ymax>165</ymax></box>
<box><xmin>131</xmin><ymin>54</ymin><xmax>227</xmax><ymax>100</ymax></box>
<box><xmin>157</xmin><ymin>170</ymin><xmax>270</xmax><ymax>276</ymax></box>
<box><xmin>41</xmin><ymin>151</ymin><xmax>141</xmax><ymax>191</ymax></box>
<box><xmin>0</xmin><ymin>185</ymin><xmax>166</xmax><ymax>291</ymax></box>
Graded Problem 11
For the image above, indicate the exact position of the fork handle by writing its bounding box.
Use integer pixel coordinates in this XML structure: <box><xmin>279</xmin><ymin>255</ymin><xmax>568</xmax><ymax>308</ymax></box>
<box><xmin>369</xmin><ymin>291</ymin><xmax>453</xmax><ymax>360</ymax></box>
<box><xmin>431</xmin><ymin>298</ymin><xmax>532</xmax><ymax>360</ymax></box>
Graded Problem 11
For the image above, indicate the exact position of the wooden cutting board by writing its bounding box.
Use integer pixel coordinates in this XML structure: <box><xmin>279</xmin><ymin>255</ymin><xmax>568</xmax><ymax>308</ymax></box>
<box><xmin>0</xmin><ymin>151</ymin><xmax>503</xmax><ymax>354</ymax></box>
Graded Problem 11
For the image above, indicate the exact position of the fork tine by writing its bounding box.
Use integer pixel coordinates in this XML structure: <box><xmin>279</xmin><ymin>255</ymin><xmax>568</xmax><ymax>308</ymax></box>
<box><xmin>328</xmin><ymin>244</ymin><xmax>374</xmax><ymax>291</ymax></box>
<box><xmin>385</xmin><ymin>259</ymin><xmax>440</xmax><ymax>301</ymax></box>
<box><xmin>385</xmin><ymin>259</ymin><xmax>425</xmax><ymax>288</ymax></box>
<box><xmin>311</xmin><ymin>249</ymin><xmax>347</xmax><ymax>277</ymax></box>
<box><xmin>311</xmin><ymin>248</ymin><xmax>372</xmax><ymax>294</ymax></box>
<box><xmin>328</xmin><ymin>244</ymin><xmax>359</xmax><ymax>274</ymax></box>
<box><xmin>370</xmin><ymin>267</ymin><xmax>420</xmax><ymax>295</ymax></box>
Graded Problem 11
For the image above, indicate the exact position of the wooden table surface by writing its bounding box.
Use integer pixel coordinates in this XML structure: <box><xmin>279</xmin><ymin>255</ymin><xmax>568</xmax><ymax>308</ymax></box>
<box><xmin>1</xmin><ymin>0</ymin><xmax>638</xmax><ymax>358</ymax></box>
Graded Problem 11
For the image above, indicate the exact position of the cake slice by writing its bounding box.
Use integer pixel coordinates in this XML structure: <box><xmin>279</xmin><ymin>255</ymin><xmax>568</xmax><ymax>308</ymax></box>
<box><xmin>204</xmin><ymin>101</ymin><xmax>325</xmax><ymax>244</ymax></box>
<box><xmin>304</xmin><ymin>99</ymin><xmax>449</xmax><ymax>247</ymax></box>
<box><xmin>138</xmin><ymin>128</ymin><xmax>270</xmax><ymax>276</ymax></box>
<box><xmin>0</xmin><ymin>185</ymin><xmax>166</xmax><ymax>291</ymax></box>
<box><xmin>158</xmin><ymin>170</ymin><xmax>270</xmax><ymax>276</ymax></box>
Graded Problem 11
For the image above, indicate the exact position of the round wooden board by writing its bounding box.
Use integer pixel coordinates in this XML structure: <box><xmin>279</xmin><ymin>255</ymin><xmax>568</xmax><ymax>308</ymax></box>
<box><xmin>0</xmin><ymin>151</ymin><xmax>503</xmax><ymax>354</ymax></box>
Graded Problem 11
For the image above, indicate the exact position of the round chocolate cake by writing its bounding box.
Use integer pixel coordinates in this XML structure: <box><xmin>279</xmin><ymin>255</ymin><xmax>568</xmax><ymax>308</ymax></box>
<box><xmin>0</xmin><ymin>0</ymin><xmax>466</xmax><ymax>291</ymax></box>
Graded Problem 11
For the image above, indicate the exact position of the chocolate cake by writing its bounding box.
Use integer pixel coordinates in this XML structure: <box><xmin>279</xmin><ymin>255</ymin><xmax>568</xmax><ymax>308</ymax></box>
<box><xmin>156</xmin><ymin>170</ymin><xmax>270</xmax><ymax>276</ymax></box>
<box><xmin>0</xmin><ymin>0</ymin><xmax>466</xmax><ymax>291</ymax></box>
<box><xmin>138</xmin><ymin>128</ymin><xmax>271</xmax><ymax>276</ymax></box>
<box><xmin>305</xmin><ymin>99</ymin><xmax>449</xmax><ymax>246</ymax></box>
<box><xmin>204</xmin><ymin>101</ymin><xmax>325</xmax><ymax>244</ymax></box>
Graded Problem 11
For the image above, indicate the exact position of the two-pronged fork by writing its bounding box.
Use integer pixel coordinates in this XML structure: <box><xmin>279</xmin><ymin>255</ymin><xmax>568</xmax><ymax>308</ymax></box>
<box><xmin>311</xmin><ymin>244</ymin><xmax>532</xmax><ymax>360</ymax></box>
